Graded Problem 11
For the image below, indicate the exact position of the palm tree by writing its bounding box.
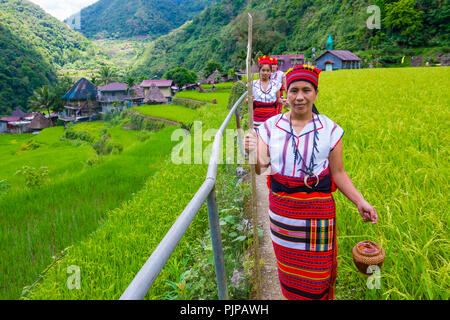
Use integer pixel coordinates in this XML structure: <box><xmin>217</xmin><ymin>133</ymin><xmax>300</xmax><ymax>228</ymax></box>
<box><xmin>125</xmin><ymin>75</ymin><xmax>135</xmax><ymax>97</ymax></box>
<box><xmin>98</xmin><ymin>66</ymin><xmax>116</xmax><ymax>85</ymax></box>
<box><xmin>28</xmin><ymin>85</ymin><xmax>55</xmax><ymax>115</ymax></box>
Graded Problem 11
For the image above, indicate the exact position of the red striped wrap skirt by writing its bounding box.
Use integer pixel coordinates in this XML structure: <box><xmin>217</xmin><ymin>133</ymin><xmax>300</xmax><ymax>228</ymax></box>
<box><xmin>267</xmin><ymin>174</ymin><xmax>338</xmax><ymax>300</ymax></box>
<box><xmin>253</xmin><ymin>101</ymin><xmax>279</xmax><ymax>128</ymax></box>
<box><xmin>276</xmin><ymin>87</ymin><xmax>285</xmax><ymax>114</ymax></box>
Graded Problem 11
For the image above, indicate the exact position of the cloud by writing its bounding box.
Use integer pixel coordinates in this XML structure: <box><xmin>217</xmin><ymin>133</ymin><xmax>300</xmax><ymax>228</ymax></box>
<box><xmin>28</xmin><ymin>0</ymin><xmax>99</xmax><ymax>21</ymax></box>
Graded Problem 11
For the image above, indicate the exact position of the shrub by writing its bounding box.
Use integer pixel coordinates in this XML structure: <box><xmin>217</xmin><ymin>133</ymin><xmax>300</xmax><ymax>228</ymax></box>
<box><xmin>92</xmin><ymin>135</ymin><xmax>123</xmax><ymax>156</ymax></box>
<box><xmin>16</xmin><ymin>140</ymin><xmax>42</xmax><ymax>155</ymax></box>
<box><xmin>227</xmin><ymin>81</ymin><xmax>247</xmax><ymax>112</ymax></box>
<box><xmin>0</xmin><ymin>179</ymin><xmax>10</xmax><ymax>196</ymax></box>
<box><xmin>14</xmin><ymin>166</ymin><xmax>49</xmax><ymax>188</ymax></box>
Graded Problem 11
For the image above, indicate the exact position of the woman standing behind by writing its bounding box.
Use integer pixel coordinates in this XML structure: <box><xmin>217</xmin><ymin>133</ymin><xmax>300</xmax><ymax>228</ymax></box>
<box><xmin>251</xmin><ymin>55</ymin><xmax>284</xmax><ymax>128</ymax></box>
<box><xmin>245</xmin><ymin>64</ymin><xmax>378</xmax><ymax>300</ymax></box>
<box><xmin>270</xmin><ymin>57</ymin><xmax>287</xmax><ymax>113</ymax></box>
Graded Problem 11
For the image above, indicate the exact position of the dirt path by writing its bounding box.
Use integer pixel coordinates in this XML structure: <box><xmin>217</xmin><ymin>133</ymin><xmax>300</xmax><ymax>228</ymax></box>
<box><xmin>255</xmin><ymin>173</ymin><xmax>284</xmax><ymax>300</ymax></box>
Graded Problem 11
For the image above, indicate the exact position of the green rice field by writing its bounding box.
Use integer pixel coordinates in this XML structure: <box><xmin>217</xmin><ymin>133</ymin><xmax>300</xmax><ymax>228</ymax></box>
<box><xmin>1</xmin><ymin>67</ymin><xmax>449</xmax><ymax>300</ymax></box>
<box><xmin>317</xmin><ymin>67</ymin><xmax>449</xmax><ymax>299</ymax></box>
<box><xmin>0</xmin><ymin>121</ymin><xmax>180</xmax><ymax>299</ymax></box>
<box><xmin>201</xmin><ymin>82</ymin><xmax>234</xmax><ymax>89</ymax></box>
<box><xmin>175</xmin><ymin>89</ymin><xmax>231</xmax><ymax>106</ymax></box>
<box><xmin>20</xmin><ymin>96</ymin><xmax>241</xmax><ymax>300</ymax></box>
<box><xmin>132</xmin><ymin>104</ymin><xmax>197</xmax><ymax>124</ymax></box>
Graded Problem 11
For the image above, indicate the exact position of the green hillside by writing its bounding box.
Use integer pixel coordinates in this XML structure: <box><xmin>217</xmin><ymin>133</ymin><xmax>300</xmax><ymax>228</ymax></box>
<box><xmin>0</xmin><ymin>0</ymin><xmax>93</xmax><ymax>115</ymax></box>
<box><xmin>66</xmin><ymin>0</ymin><xmax>217</xmax><ymax>40</ymax></box>
<box><xmin>131</xmin><ymin>0</ymin><xmax>449</xmax><ymax>78</ymax></box>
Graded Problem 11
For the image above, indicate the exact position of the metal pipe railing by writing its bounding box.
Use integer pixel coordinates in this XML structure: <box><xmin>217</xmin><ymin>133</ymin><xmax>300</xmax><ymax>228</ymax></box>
<box><xmin>119</xmin><ymin>92</ymin><xmax>248</xmax><ymax>300</ymax></box>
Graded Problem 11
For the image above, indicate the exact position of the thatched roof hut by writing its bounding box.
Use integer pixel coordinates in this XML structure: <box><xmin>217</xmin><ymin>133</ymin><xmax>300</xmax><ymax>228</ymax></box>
<box><xmin>11</xmin><ymin>108</ymin><xmax>26</xmax><ymax>119</ymax></box>
<box><xmin>131</xmin><ymin>85</ymin><xmax>145</xmax><ymax>100</ymax></box>
<box><xmin>204</xmin><ymin>69</ymin><xmax>226</xmax><ymax>84</ymax></box>
<box><xmin>29</xmin><ymin>113</ymin><xmax>51</xmax><ymax>130</ymax></box>
<box><xmin>62</xmin><ymin>78</ymin><xmax>97</xmax><ymax>101</ymax></box>
<box><xmin>143</xmin><ymin>84</ymin><xmax>168</xmax><ymax>104</ymax></box>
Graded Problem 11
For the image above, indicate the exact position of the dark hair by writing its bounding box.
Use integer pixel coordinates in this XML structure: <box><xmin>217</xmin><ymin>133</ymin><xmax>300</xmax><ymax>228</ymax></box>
<box><xmin>258</xmin><ymin>63</ymin><xmax>271</xmax><ymax>71</ymax></box>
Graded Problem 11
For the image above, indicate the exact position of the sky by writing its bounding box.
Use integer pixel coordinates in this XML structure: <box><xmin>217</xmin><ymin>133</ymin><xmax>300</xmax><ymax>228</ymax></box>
<box><xmin>28</xmin><ymin>0</ymin><xmax>99</xmax><ymax>21</ymax></box>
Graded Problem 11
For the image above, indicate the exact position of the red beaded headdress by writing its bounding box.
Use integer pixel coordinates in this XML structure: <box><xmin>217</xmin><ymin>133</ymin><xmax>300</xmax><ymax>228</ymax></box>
<box><xmin>271</xmin><ymin>57</ymin><xmax>278</xmax><ymax>65</ymax></box>
<box><xmin>285</xmin><ymin>64</ymin><xmax>322</xmax><ymax>90</ymax></box>
<box><xmin>258</xmin><ymin>55</ymin><xmax>272</xmax><ymax>66</ymax></box>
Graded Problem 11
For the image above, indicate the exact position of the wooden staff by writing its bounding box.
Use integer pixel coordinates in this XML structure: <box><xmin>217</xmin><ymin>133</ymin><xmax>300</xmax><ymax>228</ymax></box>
<box><xmin>246</xmin><ymin>12</ymin><xmax>261</xmax><ymax>300</ymax></box>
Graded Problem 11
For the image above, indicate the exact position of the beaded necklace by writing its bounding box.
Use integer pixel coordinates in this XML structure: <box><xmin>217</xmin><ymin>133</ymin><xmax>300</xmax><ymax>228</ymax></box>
<box><xmin>288</xmin><ymin>112</ymin><xmax>320</xmax><ymax>187</ymax></box>
<box><xmin>257</xmin><ymin>79</ymin><xmax>273</xmax><ymax>102</ymax></box>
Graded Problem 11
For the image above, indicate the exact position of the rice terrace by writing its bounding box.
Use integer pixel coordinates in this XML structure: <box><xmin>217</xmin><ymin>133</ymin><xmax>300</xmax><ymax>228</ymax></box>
<box><xmin>0</xmin><ymin>0</ymin><xmax>449</xmax><ymax>304</ymax></box>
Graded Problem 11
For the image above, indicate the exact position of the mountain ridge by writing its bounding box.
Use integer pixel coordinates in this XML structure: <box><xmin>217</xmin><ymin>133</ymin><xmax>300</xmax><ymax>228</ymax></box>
<box><xmin>0</xmin><ymin>0</ymin><xmax>97</xmax><ymax>115</ymax></box>
<box><xmin>130</xmin><ymin>0</ymin><xmax>449</xmax><ymax>78</ymax></box>
<box><xmin>65</xmin><ymin>0</ymin><xmax>217</xmax><ymax>40</ymax></box>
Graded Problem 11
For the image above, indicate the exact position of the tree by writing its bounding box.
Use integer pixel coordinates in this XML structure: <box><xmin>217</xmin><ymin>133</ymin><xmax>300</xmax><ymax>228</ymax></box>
<box><xmin>28</xmin><ymin>85</ymin><xmax>55</xmax><ymax>115</ymax></box>
<box><xmin>204</xmin><ymin>60</ymin><xmax>224</xmax><ymax>78</ymax></box>
<box><xmin>52</xmin><ymin>77</ymin><xmax>73</xmax><ymax>114</ymax></box>
<box><xmin>125</xmin><ymin>75</ymin><xmax>135</xmax><ymax>96</ymax></box>
<box><xmin>164</xmin><ymin>67</ymin><xmax>197</xmax><ymax>89</ymax></box>
<box><xmin>227</xmin><ymin>68</ymin><xmax>236</xmax><ymax>80</ymax></box>
<box><xmin>384</xmin><ymin>0</ymin><xmax>424</xmax><ymax>45</ymax></box>
<box><xmin>97</xmin><ymin>65</ymin><xmax>117</xmax><ymax>85</ymax></box>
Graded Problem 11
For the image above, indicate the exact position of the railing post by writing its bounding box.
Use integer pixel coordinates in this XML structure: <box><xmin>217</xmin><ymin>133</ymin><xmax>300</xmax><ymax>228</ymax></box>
<box><xmin>206</xmin><ymin>187</ymin><xmax>228</xmax><ymax>300</ymax></box>
<box><xmin>235</xmin><ymin>107</ymin><xmax>245</xmax><ymax>161</ymax></box>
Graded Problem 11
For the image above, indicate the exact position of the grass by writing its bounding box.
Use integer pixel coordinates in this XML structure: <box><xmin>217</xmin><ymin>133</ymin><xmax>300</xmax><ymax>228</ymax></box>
<box><xmin>315</xmin><ymin>67</ymin><xmax>450</xmax><ymax>300</ymax></box>
<box><xmin>5</xmin><ymin>67</ymin><xmax>449</xmax><ymax>300</ymax></box>
<box><xmin>201</xmin><ymin>82</ymin><xmax>234</xmax><ymax>89</ymax></box>
<box><xmin>23</xmin><ymin>90</ymin><xmax>245</xmax><ymax>300</ymax></box>
<box><xmin>132</xmin><ymin>104</ymin><xmax>196</xmax><ymax>123</ymax></box>
<box><xmin>175</xmin><ymin>89</ymin><xmax>231</xmax><ymax>106</ymax></box>
<box><xmin>0</xmin><ymin>123</ymin><xmax>178</xmax><ymax>299</ymax></box>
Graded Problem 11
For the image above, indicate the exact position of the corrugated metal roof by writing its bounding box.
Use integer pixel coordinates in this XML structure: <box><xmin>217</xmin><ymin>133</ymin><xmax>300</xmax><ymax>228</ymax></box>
<box><xmin>271</xmin><ymin>54</ymin><xmax>305</xmax><ymax>60</ymax></box>
<box><xmin>140</xmin><ymin>80</ymin><xmax>173</xmax><ymax>87</ymax></box>
<box><xmin>330</xmin><ymin>50</ymin><xmax>361</xmax><ymax>61</ymax></box>
<box><xmin>0</xmin><ymin>116</ymin><xmax>20</xmax><ymax>122</ymax></box>
<box><xmin>98</xmin><ymin>82</ymin><xmax>128</xmax><ymax>92</ymax></box>
<box><xmin>315</xmin><ymin>50</ymin><xmax>361</xmax><ymax>62</ymax></box>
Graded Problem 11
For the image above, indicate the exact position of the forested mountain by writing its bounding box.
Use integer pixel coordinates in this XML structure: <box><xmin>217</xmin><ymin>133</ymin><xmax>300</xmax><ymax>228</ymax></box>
<box><xmin>0</xmin><ymin>0</ymin><xmax>93</xmax><ymax>115</ymax></box>
<box><xmin>66</xmin><ymin>0</ymin><xmax>217</xmax><ymax>39</ymax></box>
<box><xmin>131</xmin><ymin>0</ymin><xmax>449</xmax><ymax>78</ymax></box>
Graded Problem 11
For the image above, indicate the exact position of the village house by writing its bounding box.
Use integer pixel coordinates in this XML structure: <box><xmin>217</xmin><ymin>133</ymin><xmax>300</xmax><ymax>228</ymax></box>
<box><xmin>0</xmin><ymin>108</ymin><xmax>31</xmax><ymax>134</ymax></box>
<box><xmin>59</xmin><ymin>78</ymin><xmax>99</xmax><ymax>123</ymax></box>
<box><xmin>0</xmin><ymin>119</ymin><xmax>6</xmax><ymax>133</ymax></box>
<box><xmin>270</xmin><ymin>54</ymin><xmax>305</xmax><ymax>72</ymax></box>
<box><xmin>97</xmin><ymin>82</ymin><xmax>144</xmax><ymax>113</ymax></box>
<box><xmin>315</xmin><ymin>50</ymin><xmax>362</xmax><ymax>71</ymax></box>
<box><xmin>143</xmin><ymin>83</ymin><xmax>168</xmax><ymax>104</ymax></box>
<box><xmin>203</xmin><ymin>69</ymin><xmax>227</xmax><ymax>84</ymax></box>
<box><xmin>140</xmin><ymin>80</ymin><xmax>173</xmax><ymax>102</ymax></box>
<box><xmin>29</xmin><ymin>112</ymin><xmax>52</xmax><ymax>133</ymax></box>
<box><xmin>314</xmin><ymin>33</ymin><xmax>361</xmax><ymax>71</ymax></box>
<box><xmin>0</xmin><ymin>108</ymin><xmax>57</xmax><ymax>134</ymax></box>
<box><xmin>130</xmin><ymin>85</ymin><xmax>145</xmax><ymax>106</ymax></box>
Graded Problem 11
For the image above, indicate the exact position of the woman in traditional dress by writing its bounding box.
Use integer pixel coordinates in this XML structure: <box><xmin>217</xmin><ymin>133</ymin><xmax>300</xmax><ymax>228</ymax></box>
<box><xmin>270</xmin><ymin>57</ymin><xmax>287</xmax><ymax>114</ymax></box>
<box><xmin>251</xmin><ymin>55</ymin><xmax>284</xmax><ymax>128</ymax></box>
<box><xmin>244</xmin><ymin>64</ymin><xmax>378</xmax><ymax>300</ymax></box>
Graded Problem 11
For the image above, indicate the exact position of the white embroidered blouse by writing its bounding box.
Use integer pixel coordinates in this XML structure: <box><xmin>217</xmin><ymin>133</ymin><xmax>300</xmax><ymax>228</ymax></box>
<box><xmin>270</xmin><ymin>70</ymin><xmax>286</xmax><ymax>88</ymax></box>
<box><xmin>252</xmin><ymin>79</ymin><xmax>282</xmax><ymax>104</ymax></box>
<box><xmin>256</xmin><ymin>113</ymin><xmax>344</xmax><ymax>178</ymax></box>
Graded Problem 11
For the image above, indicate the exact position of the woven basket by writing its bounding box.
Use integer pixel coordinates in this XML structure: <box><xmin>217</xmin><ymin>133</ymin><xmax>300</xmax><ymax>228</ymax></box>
<box><xmin>352</xmin><ymin>240</ymin><xmax>385</xmax><ymax>276</ymax></box>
